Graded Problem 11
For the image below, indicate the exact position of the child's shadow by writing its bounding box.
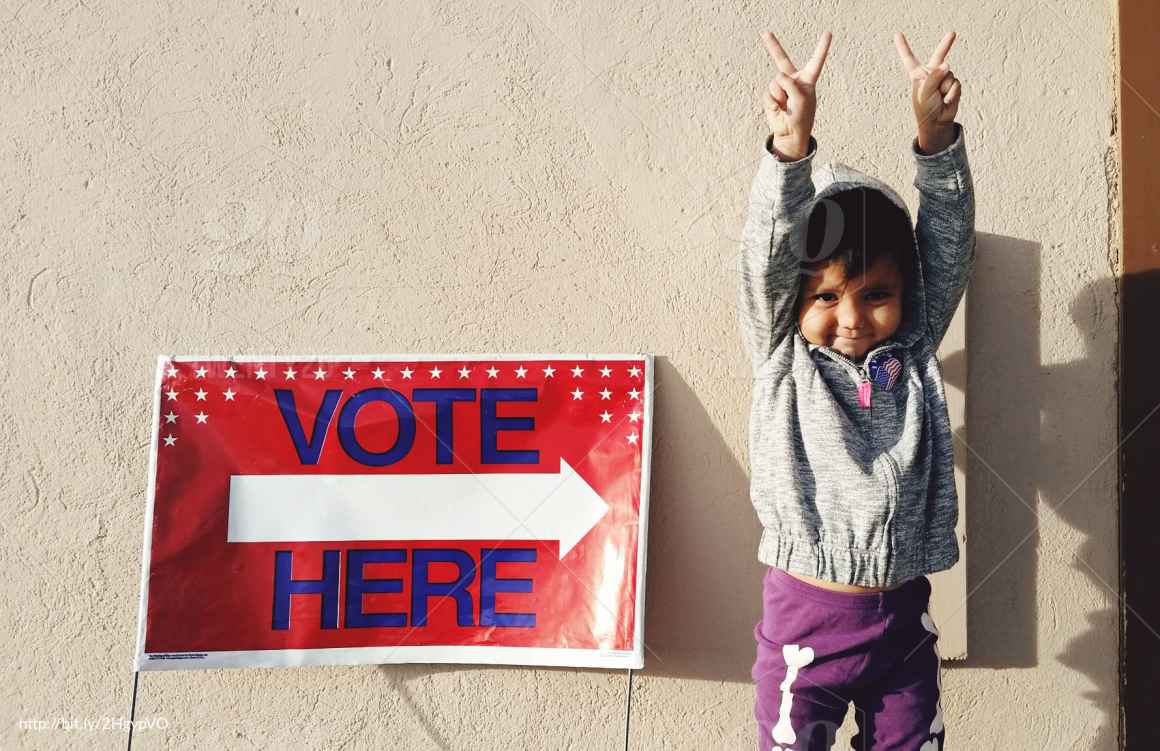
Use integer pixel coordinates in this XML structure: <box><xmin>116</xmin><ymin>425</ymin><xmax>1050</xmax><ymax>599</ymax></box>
<box><xmin>636</xmin><ymin>355</ymin><xmax>767</xmax><ymax>683</ymax></box>
<box><xmin>644</xmin><ymin>232</ymin><xmax>1119</xmax><ymax>751</ymax></box>
<box><xmin>938</xmin><ymin>238</ymin><xmax>1119</xmax><ymax>750</ymax></box>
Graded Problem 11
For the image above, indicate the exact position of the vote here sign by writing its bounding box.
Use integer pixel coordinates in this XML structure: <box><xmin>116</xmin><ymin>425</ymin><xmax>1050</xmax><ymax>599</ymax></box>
<box><xmin>133</xmin><ymin>354</ymin><xmax>653</xmax><ymax>671</ymax></box>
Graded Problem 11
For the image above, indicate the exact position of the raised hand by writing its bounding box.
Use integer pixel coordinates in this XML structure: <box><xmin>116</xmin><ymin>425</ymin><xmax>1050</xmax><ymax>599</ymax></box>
<box><xmin>761</xmin><ymin>30</ymin><xmax>831</xmax><ymax>160</ymax></box>
<box><xmin>894</xmin><ymin>31</ymin><xmax>961</xmax><ymax>154</ymax></box>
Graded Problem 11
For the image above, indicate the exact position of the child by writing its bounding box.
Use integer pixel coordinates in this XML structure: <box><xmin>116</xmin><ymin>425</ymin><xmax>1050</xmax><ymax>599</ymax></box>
<box><xmin>738</xmin><ymin>29</ymin><xmax>975</xmax><ymax>750</ymax></box>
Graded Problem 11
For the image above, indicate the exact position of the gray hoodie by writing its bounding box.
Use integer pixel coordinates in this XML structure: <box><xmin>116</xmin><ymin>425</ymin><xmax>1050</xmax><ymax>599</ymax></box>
<box><xmin>737</xmin><ymin>122</ymin><xmax>975</xmax><ymax>588</ymax></box>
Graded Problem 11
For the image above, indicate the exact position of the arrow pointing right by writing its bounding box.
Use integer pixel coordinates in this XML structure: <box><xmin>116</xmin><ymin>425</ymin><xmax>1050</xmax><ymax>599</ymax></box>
<box><xmin>227</xmin><ymin>457</ymin><xmax>610</xmax><ymax>558</ymax></box>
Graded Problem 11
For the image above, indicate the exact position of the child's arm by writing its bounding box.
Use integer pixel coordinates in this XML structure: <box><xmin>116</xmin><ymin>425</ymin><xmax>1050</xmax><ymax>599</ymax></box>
<box><xmin>896</xmin><ymin>31</ymin><xmax>976</xmax><ymax>350</ymax></box>
<box><xmin>913</xmin><ymin>121</ymin><xmax>975</xmax><ymax>350</ymax></box>
<box><xmin>737</xmin><ymin>135</ymin><xmax>819</xmax><ymax>373</ymax></box>
<box><xmin>738</xmin><ymin>31</ymin><xmax>830</xmax><ymax>374</ymax></box>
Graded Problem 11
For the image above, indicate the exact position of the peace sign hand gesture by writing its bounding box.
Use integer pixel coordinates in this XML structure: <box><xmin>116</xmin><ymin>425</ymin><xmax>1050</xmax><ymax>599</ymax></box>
<box><xmin>761</xmin><ymin>30</ymin><xmax>831</xmax><ymax>161</ymax></box>
<box><xmin>895</xmin><ymin>31</ymin><xmax>962</xmax><ymax>154</ymax></box>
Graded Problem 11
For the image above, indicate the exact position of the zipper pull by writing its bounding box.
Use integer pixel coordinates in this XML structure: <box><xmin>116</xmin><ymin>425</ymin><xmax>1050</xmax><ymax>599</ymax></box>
<box><xmin>858</xmin><ymin>377</ymin><xmax>872</xmax><ymax>408</ymax></box>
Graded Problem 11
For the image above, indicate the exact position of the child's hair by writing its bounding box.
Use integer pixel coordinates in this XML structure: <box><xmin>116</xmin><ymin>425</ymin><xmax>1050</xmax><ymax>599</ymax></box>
<box><xmin>799</xmin><ymin>187</ymin><xmax>915</xmax><ymax>295</ymax></box>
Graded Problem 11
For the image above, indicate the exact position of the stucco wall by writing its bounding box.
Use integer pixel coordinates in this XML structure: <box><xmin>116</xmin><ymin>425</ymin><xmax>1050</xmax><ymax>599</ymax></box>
<box><xmin>1</xmin><ymin>1</ymin><xmax>1119</xmax><ymax>749</ymax></box>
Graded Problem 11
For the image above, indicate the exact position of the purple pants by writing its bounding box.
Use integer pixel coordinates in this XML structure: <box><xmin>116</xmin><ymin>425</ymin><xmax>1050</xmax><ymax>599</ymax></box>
<box><xmin>752</xmin><ymin>566</ymin><xmax>946</xmax><ymax>750</ymax></box>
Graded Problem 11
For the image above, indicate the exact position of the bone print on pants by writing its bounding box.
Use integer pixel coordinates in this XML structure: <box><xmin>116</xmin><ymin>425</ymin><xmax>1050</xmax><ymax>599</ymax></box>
<box><xmin>752</xmin><ymin>566</ymin><xmax>947</xmax><ymax>750</ymax></box>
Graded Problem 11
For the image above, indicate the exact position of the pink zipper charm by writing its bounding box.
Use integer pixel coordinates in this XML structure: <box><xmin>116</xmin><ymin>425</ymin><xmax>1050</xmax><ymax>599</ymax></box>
<box><xmin>858</xmin><ymin>379</ymin><xmax>872</xmax><ymax>408</ymax></box>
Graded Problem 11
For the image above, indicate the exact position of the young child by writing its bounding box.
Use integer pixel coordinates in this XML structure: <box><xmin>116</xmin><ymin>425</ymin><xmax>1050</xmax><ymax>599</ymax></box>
<box><xmin>738</xmin><ymin>29</ymin><xmax>975</xmax><ymax>750</ymax></box>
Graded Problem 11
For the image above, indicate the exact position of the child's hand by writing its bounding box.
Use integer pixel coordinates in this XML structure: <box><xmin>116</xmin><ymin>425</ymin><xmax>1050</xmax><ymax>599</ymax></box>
<box><xmin>761</xmin><ymin>30</ymin><xmax>831</xmax><ymax>161</ymax></box>
<box><xmin>894</xmin><ymin>31</ymin><xmax>961</xmax><ymax>154</ymax></box>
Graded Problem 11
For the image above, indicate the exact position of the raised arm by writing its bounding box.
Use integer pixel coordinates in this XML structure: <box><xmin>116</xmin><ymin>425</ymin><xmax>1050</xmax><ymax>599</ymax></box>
<box><xmin>738</xmin><ymin>134</ymin><xmax>819</xmax><ymax>372</ymax></box>
<box><xmin>896</xmin><ymin>31</ymin><xmax>976</xmax><ymax>350</ymax></box>
<box><xmin>913</xmin><ymin>121</ymin><xmax>976</xmax><ymax>349</ymax></box>
<box><xmin>738</xmin><ymin>30</ymin><xmax>830</xmax><ymax>374</ymax></box>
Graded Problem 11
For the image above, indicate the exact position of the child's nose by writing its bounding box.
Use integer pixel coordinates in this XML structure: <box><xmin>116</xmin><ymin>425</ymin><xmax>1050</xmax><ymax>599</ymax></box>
<box><xmin>837</xmin><ymin>297</ymin><xmax>868</xmax><ymax>328</ymax></box>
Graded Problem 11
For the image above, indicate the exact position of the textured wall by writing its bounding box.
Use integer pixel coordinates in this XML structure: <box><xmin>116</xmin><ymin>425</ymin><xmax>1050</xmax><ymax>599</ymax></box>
<box><xmin>1</xmin><ymin>1</ymin><xmax>1119</xmax><ymax>749</ymax></box>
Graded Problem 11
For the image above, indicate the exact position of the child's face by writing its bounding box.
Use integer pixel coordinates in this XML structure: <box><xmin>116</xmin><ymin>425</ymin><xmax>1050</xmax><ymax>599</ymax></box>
<box><xmin>797</xmin><ymin>257</ymin><xmax>904</xmax><ymax>362</ymax></box>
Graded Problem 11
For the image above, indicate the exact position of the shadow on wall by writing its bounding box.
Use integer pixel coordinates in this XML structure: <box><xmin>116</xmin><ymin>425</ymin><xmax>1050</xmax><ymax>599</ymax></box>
<box><xmin>641</xmin><ymin>230</ymin><xmax>1118</xmax><ymax>749</ymax></box>
<box><xmin>379</xmin><ymin>664</ymin><xmax>456</xmax><ymax>750</ymax></box>
<box><xmin>944</xmin><ymin>234</ymin><xmax>1117</xmax><ymax>749</ymax></box>
<box><xmin>1050</xmin><ymin>273</ymin><xmax>1120</xmax><ymax>751</ymax></box>
<box><xmin>943</xmin><ymin>231</ymin><xmax>1041</xmax><ymax>672</ymax></box>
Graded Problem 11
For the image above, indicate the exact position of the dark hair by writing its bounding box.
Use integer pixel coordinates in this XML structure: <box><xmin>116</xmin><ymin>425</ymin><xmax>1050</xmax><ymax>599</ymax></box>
<box><xmin>800</xmin><ymin>188</ymin><xmax>915</xmax><ymax>292</ymax></box>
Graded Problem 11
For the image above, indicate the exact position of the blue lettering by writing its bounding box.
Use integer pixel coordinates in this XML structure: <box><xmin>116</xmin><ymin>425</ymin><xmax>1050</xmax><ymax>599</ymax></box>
<box><xmin>337</xmin><ymin>387</ymin><xmax>416</xmax><ymax>466</ymax></box>
<box><xmin>270</xmin><ymin>547</ymin><xmax>539</xmax><ymax>631</ymax></box>
<box><xmin>480</xmin><ymin>548</ymin><xmax>536</xmax><ymax>628</ymax></box>
<box><xmin>344</xmin><ymin>549</ymin><xmax>407</xmax><ymax>628</ymax></box>
<box><xmin>480</xmin><ymin>388</ymin><xmax>539</xmax><ymax>464</ymax></box>
<box><xmin>275</xmin><ymin>389</ymin><xmax>342</xmax><ymax>464</ymax></box>
<box><xmin>412</xmin><ymin>388</ymin><xmax>477</xmax><ymax>464</ymax></box>
<box><xmin>272</xmin><ymin>549</ymin><xmax>341</xmax><ymax>630</ymax></box>
<box><xmin>411</xmin><ymin>549</ymin><xmax>476</xmax><ymax>627</ymax></box>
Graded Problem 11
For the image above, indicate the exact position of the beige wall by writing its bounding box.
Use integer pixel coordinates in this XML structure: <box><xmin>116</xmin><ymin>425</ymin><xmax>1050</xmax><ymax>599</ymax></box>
<box><xmin>1</xmin><ymin>1</ymin><xmax>1119</xmax><ymax>748</ymax></box>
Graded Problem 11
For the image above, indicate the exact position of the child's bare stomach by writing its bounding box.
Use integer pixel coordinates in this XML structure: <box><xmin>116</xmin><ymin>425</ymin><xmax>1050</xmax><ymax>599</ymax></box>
<box><xmin>785</xmin><ymin>570</ymin><xmax>907</xmax><ymax>593</ymax></box>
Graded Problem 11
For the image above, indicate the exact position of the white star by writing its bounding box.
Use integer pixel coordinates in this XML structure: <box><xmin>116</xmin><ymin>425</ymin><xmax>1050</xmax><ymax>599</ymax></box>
<box><xmin>254</xmin><ymin>367</ymin><xmax>268</xmax><ymax>380</ymax></box>
<box><xmin>599</xmin><ymin>365</ymin><xmax>612</xmax><ymax>378</ymax></box>
<box><xmin>164</xmin><ymin>411</ymin><xmax>178</xmax><ymax>424</ymax></box>
<box><xmin>401</xmin><ymin>367</ymin><xmax>414</xmax><ymax>379</ymax></box>
<box><xmin>628</xmin><ymin>410</ymin><xmax>641</xmax><ymax>423</ymax></box>
<box><xmin>165</xmin><ymin>365</ymin><xmax>178</xmax><ymax>378</ymax></box>
<box><xmin>224</xmin><ymin>366</ymin><xmax>238</xmax><ymax>378</ymax></box>
<box><xmin>194</xmin><ymin>389</ymin><xmax>208</xmax><ymax>401</ymax></box>
<box><xmin>571</xmin><ymin>366</ymin><xmax>584</xmax><ymax>377</ymax></box>
<box><xmin>371</xmin><ymin>367</ymin><xmax>386</xmax><ymax>380</ymax></box>
<box><xmin>458</xmin><ymin>366</ymin><xmax>472</xmax><ymax>379</ymax></box>
<box><xmin>313</xmin><ymin>368</ymin><xmax>327</xmax><ymax>380</ymax></box>
<box><xmin>162</xmin><ymin>434</ymin><xmax>177</xmax><ymax>447</ymax></box>
<box><xmin>628</xmin><ymin>365</ymin><xmax>642</xmax><ymax>378</ymax></box>
<box><xmin>223</xmin><ymin>388</ymin><xmax>236</xmax><ymax>401</ymax></box>
<box><xmin>599</xmin><ymin>388</ymin><xmax>612</xmax><ymax>400</ymax></box>
<box><xmin>194</xmin><ymin>411</ymin><xmax>208</xmax><ymax>424</ymax></box>
<box><xmin>626</xmin><ymin>432</ymin><xmax>639</xmax><ymax>445</ymax></box>
<box><xmin>599</xmin><ymin>411</ymin><xmax>612</xmax><ymax>423</ymax></box>
<box><xmin>515</xmin><ymin>366</ymin><xmax>527</xmax><ymax>378</ymax></box>
<box><xmin>195</xmin><ymin>366</ymin><xmax>208</xmax><ymax>378</ymax></box>
<box><xmin>165</xmin><ymin>389</ymin><xmax>179</xmax><ymax>401</ymax></box>
<box><xmin>542</xmin><ymin>365</ymin><xmax>556</xmax><ymax>378</ymax></box>
<box><xmin>283</xmin><ymin>367</ymin><xmax>297</xmax><ymax>380</ymax></box>
<box><xmin>571</xmin><ymin>388</ymin><xmax>584</xmax><ymax>400</ymax></box>
<box><xmin>628</xmin><ymin>388</ymin><xmax>641</xmax><ymax>400</ymax></box>
<box><xmin>428</xmin><ymin>366</ymin><xmax>442</xmax><ymax>379</ymax></box>
<box><xmin>486</xmin><ymin>366</ymin><xmax>499</xmax><ymax>378</ymax></box>
<box><xmin>343</xmin><ymin>368</ymin><xmax>357</xmax><ymax>380</ymax></box>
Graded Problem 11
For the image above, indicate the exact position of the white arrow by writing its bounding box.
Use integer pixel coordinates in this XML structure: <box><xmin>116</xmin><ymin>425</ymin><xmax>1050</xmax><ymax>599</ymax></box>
<box><xmin>226</xmin><ymin>458</ymin><xmax>610</xmax><ymax>558</ymax></box>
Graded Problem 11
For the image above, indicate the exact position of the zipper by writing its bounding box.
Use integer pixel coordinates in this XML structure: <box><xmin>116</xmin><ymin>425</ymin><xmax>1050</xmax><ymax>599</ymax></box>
<box><xmin>812</xmin><ymin>338</ymin><xmax>904</xmax><ymax>552</ymax></box>
<box><xmin>814</xmin><ymin>342</ymin><xmax>899</xmax><ymax>413</ymax></box>
<box><xmin>880</xmin><ymin>452</ymin><xmax>902</xmax><ymax>554</ymax></box>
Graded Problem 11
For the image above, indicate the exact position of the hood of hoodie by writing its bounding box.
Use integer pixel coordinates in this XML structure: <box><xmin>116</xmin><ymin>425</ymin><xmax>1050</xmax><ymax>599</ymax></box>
<box><xmin>795</xmin><ymin>161</ymin><xmax>929</xmax><ymax>357</ymax></box>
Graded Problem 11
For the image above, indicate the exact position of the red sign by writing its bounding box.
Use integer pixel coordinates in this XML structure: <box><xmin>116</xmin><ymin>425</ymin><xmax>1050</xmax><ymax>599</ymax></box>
<box><xmin>134</xmin><ymin>355</ymin><xmax>653</xmax><ymax>670</ymax></box>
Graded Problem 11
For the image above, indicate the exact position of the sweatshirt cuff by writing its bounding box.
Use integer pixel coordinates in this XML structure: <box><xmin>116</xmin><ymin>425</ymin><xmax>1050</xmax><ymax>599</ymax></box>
<box><xmin>912</xmin><ymin>122</ymin><xmax>969</xmax><ymax>189</ymax></box>
<box><xmin>750</xmin><ymin>134</ymin><xmax>818</xmax><ymax>209</ymax></box>
<box><xmin>765</xmin><ymin>133</ymin><xmax>818</xmax><ymax>164</ymax></box>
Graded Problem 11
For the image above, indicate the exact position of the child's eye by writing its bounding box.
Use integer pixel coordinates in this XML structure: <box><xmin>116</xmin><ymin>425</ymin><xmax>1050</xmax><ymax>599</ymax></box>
<box><xmin>814</xmin><ymin>293</ymin><xmax>837</xmax><ymax>303</ymax></box>
<box><xmin>867</xmin><ymin>291</ymin><xmax>890</xmax><ymax>301</ymax></box>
